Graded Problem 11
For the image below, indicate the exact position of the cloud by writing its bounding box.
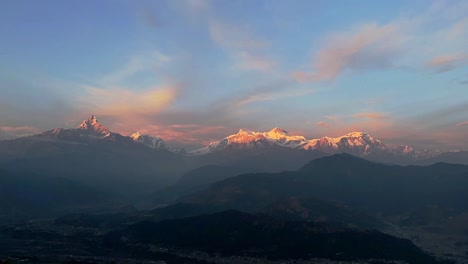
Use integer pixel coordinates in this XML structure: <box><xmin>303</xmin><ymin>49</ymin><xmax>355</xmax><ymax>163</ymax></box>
<box><xmin>209</xmin><ymin>19</ymin><xmax>276</xmax><ymax>73</ymax></box>
<box><xmin>186</xmin><ymin>0</ymin><xmax>210</xmax><ymax>13</ymax></box>
<box><xmin>209</xmin><ymin>20</ymin><xmax>269</xmax><ymax>50</ymax></box>
<box><xmin>353</xmin><ymin>112</ymin><xmax>388</xmax><ymax>119</ymax></box>
<box><xmin>81</xmin><ymin>85</ymin><xmax>179</xmax><ymax>117</ymax></box>
<box><xmin>456</xmin><ymin>121</ymin><xmax>468</xmax><ymax>127</ymax></box>
<box><xmin>325</xmin><ymin>115</ymin><xmax>341</xmax><ymax>121</ymax></box>
<box><xmin>316</xmin><ymin>121</ymin><xmax>329</xmax><ymax>128</ymax></box>
<box><xmin>0</xmin><ymin>126</ymin><xmax>38</xmax><ymax>139</ymax></box>
<box><xmin>235</xmin><ymin>51</ymin><xmax>276</xmax><ymax>72</ymax></box>
<box><xmin>137</xmin><ymin>9</ymin><xmax>162</xmax><ymax>28</ymax></box>
<box><xmin>294</xmin><ymin>1</ymin><xmax>468</xmax><ymax>82</ymax></box>
<box><xmin>235</xmin><ymin>88</ymin><xmax>314</xmax><ymax>107</ymax></box>
<box><xmin>138</xmin><ymin>124</ymin><xmax>227</xmax><ymax>145</ymax></box>
<box><xmin>0</xmin><ymin>126</ymin><xmax>37</xmax><ymax>133</ymax></box>
<box><xmin>294</xmin><ymin>22</ymin><xmax>404</xmax><ymax>82</ymax></box>
<box><xmin>426</xmin><ymin>53</ymin><xmax>468</xmax><ymax>73</ymax></box>
<box><xmin>98</xmin><ymin>51</ymin><xmax>171</xmax><ymax>86</ymax></box>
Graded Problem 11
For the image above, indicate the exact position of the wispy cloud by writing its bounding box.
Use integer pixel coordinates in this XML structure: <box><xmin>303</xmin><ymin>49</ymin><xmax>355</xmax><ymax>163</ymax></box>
<box><xmin>235</xmin><ymin>51</ymin><xmax>276</xmax><ymax>72</ymax></box>
<box><xmin>316</xmin><ymin>121</ymin><xmax>329</xmax><ymax>128</ymax></box>
<box><xmin>0</xmin><ymin>126</ymin><xmax>38</xmax><ymax>139</ymax></box>
<box><xmin>426</xmin><ymin>53</ymin><xmax>468</xmax><ymax>73</ymax></box>
<box><xmin>325</xmin><ymin>115</ymin><xmax>341</xmax><ymax>121</ymax></box>
<box><xmin>235</xmin><ymin>88</ymin><xmax>314</xmax><ymax>106</ymax></box>
<box><xmin>209</xmin><ymin>20</ymin><xmax>269</xmax><ymax>50</ymax></box>
<box><xmin>209</xmin><ymin>19</ymin><xmax>277</xmax><ymax>74</ymax></box>
<box><xmin>186</xmin><ymin>0</ymin><xmax>210</xmax><ymax>13</ymax></box>
<box><xmin>98</xmin><ymin>51</ymin><xmax>171</xmax><ymax>86</ymax></box>
<box><xmin>0</xmin><ymin>126</ymin><xmax>37</xmax><ymax>133</ymax></box>
<box><xmin>138</xmin><ymin>123</ymin><xmax>227</xmax><ymax>145</ymax></box>
<box><xmin>294</xmin><ymin>22</ymin><xmax>404</xmax><ymax>82</ymax></box>
<box><xmin>81</xmin><ymin>85</ymin><xmax>179</xmax><ymax>117</ymax></box>
<box><xmin>456</xmin><ymin>121</ymin><xmax>468</xmax><ymax>127</ymax></box>
<box><xmin>294</xmin><ymin>1</ymin><xmax>468</xmax><ymax>82</ymax></box>
<box><xmin>353</xmin><ymin>112</ymin><xmax>388</xmax><ymax>119</ymax></box>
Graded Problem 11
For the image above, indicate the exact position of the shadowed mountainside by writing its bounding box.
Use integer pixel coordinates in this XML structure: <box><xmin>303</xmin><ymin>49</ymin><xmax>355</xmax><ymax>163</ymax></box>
<box><xmin>104</xmin><ymin>210</ymin><xmax>438</xmax><ymax>264</ymax></box>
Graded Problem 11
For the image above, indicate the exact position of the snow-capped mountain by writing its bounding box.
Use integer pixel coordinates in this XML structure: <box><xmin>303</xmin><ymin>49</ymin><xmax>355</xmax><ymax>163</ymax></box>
<box><xmin>131</xmin><ymin>132</ymin><xmax>186</xmax><ymax>154</ymax></box>
<box><xmin>5</xmin><ymin>115</ymin><xmax>450</xmax><ymax>164</ymax></box>
<box><xmin>77</xmin><ymin>115</ymin><xmax>110</xmax><ymax>136</ymax></box>
<box><xmin>391</xmin><ymin>145</ymin><xmax>440</xmax><ymax>160</ymax></box>
<box><xmin>189</xmin><ymin>128</ymin><xmax>308</xmax><ymax>155</ymax></box>
<box><xmin>33</xmin><ymin>115</ymin><xmax>184</xmax><ymax>153</ymax></box>
<box><xmin>189</xmin><ymin>129</ymin><xmax>440</xmax><ymax>162</ymax></box>
<box><xmin>40</xmin><ymin>115</ymin><xmax>119</xmax><ymax>142</ymax></box>
<box><xmin>304</xmin><ymin>132</ymin><xmax>388</xmax><ymax>156</ymax></box>
<box><xmin>131</xmin><ymin>132</ymin><xmax>166</xmax><ymax>149</ymax></box>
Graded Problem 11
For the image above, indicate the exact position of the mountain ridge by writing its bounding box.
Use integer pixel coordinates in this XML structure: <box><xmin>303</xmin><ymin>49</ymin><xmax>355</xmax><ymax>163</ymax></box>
<box><xmin>0</xmin><ymin>115</ymin><xmax>464</xmax><ymax>166</ymax></box>
<box><xmin>188</xmin><ymin>128</ymin><xmax>442</xmax><ymax>163</ymax></box>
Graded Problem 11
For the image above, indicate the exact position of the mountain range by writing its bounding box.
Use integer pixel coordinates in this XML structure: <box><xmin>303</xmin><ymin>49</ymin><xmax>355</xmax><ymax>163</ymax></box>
<box><xmin>1</xmin><ymin>116</ymin><xmax>468</xmax><ymax>263</ymax></box>
<box><xmin>0</xmin><ymin>115</ymin><xmax>467</xmax><ymax>200</ymax></box>
<box><xmin>1</xmin><ymin>115</ymin><xmax>462</xmax><ymax>164</ymax></box>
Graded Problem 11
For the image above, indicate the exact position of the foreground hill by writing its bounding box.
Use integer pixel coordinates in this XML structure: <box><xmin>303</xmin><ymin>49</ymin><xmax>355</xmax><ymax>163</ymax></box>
<box><xmin>104</xmin><ymin>210</ymin><xmax>438</xmax><ymax>264</ymax></box>
<box><xmin>182</xmin><ymin>154</ymin><xmax>468</xmax><ymax>213</ymax></box>
<box><xmin>151</xmin><ymin>165</ymin><xmax>244</xmax><ymax>205</ymax></box>
<box><xmin>0</xmin><ymin>169</ymin><xmax>122</xmax><ymax>224</ymax></box>
<box><xmin>417</xmin><ymin>151</ymin><xmax>468</xmax><ymax>166</ymax></box>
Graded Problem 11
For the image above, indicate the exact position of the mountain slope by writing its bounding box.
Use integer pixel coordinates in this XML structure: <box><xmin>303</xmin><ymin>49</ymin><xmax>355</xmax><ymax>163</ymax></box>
<box><xmin>0</xmin><ymin>116</ymin><xmax>188</xmax><ymax>196</ymax></box>
<box><xmin>262</xmin><ymin>196</ymin><xmax>385</xmax><ymax>229</ymax></box>
<box><xmin>104</xmin><ymin>210</ymin><xmax>437</xmax><ymax>263</ymax></box>
<box><xmin>182</xmin><ymin>154</ymin><xmax>468</xmax><ymax>213</ymax></box>
<box><xmin>0</xmin><ymin>169</ymin><xmax>122</xmax><ymax>224</ymax></box>
<box><xmin>151</xmin><ymin>165</ymin><xmax>243</xmax><ymax>205</ymax></box>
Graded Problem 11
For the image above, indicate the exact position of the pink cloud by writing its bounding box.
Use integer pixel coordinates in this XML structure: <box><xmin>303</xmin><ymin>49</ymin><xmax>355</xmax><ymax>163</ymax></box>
<box><xmin>294</xmin><ymin>22</ymin><xmax>403</xmax><ymax>82</ymax></box>
<box><xmin>133</xmin><ymin>124</ymin><xmax>228</xmax><ymax>145</ymax></box>
<box><xmin>0</xmin><ymin>126</ymin><xmax>37</xmax><ymax>133</ymax></box>
<box><xmin>0</xmin><ymin>126</ymin><xmax>38</xmax><ymax>139</ymax></box>
<box><xmin>456</xmin><ymin>121</ymin><xmax>468</xmax><ymax>127</ymax></box>
<box><xmin>426</xmin><ymin>53</ymin><xmax>468</xmax><ymax>72</ymax></box>
<box><xmin>316</xmin><ymin>121</ymin><xmax>329</xmax><ymax>128</ymax></box>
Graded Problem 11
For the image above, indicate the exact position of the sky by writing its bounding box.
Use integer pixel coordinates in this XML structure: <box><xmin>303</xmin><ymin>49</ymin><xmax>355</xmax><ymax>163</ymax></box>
<box><xmin>0</xmin><ymin>0</ymin><xmax>467</xmax><ymax>150</ymax></box>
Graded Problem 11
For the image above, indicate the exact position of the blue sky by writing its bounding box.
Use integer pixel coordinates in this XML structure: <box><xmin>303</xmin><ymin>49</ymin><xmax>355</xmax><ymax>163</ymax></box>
<box><xmin>0</xmin><ymin>0</ymin><xmax>467</xmax><ymax>149</ymax></box>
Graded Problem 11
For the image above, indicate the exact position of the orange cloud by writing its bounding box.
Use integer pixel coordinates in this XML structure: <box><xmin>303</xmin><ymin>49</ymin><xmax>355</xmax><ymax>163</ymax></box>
<box><xmin>82</xmin><ymin>85</ymin><xmax>179</xmax><ymax>116</ymax></box>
